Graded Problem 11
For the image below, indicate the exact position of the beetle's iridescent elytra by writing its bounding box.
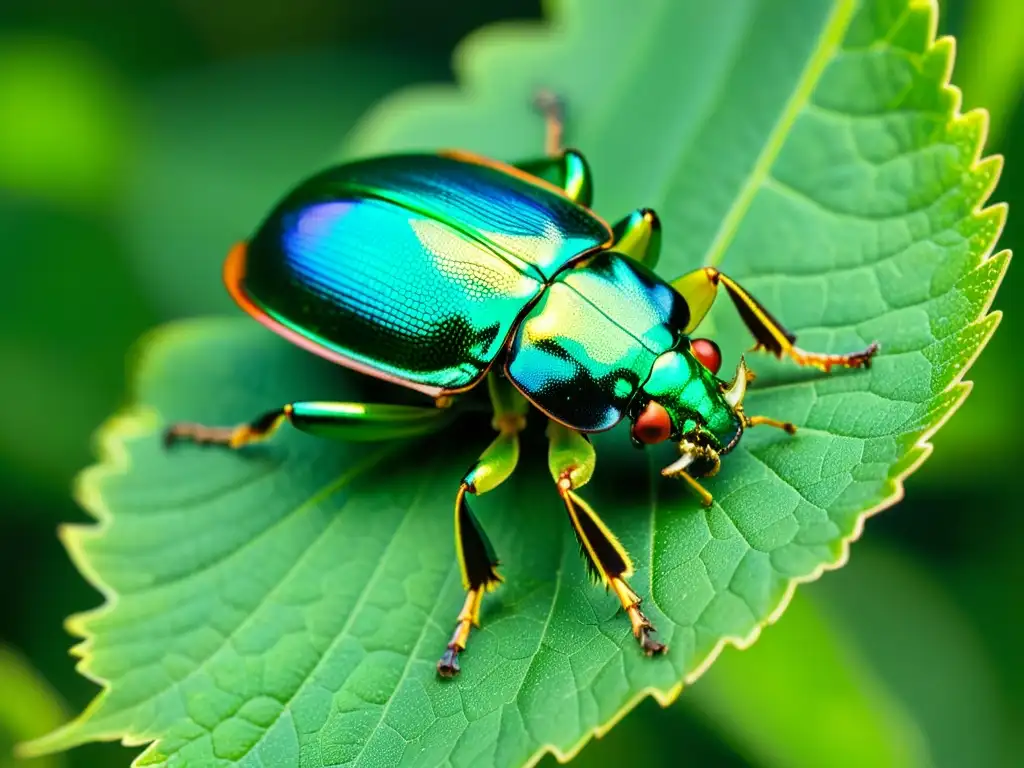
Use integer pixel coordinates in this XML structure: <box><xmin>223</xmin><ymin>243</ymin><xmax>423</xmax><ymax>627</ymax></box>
<box><xmin>166</xmin><ymin>94</ymin><xmax>878</xmax><ymax>677</ymax></box>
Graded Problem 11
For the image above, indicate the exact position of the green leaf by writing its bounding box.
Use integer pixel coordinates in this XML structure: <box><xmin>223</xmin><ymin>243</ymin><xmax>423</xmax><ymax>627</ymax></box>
<box><xmin>684</xmin><ymin>590</ymin><xmax>930</xmax><ymax>768</ymax></box>
<box><xmin>30</xmin><ymin>0</ymin><xmax>1008</xmax><ymax>765</ymax></box>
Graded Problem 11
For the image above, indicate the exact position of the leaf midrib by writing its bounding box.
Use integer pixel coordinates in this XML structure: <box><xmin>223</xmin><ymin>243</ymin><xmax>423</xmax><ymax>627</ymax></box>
<box><xmin>702</xmin><ymin>0</ymin><xmax>857</xmax><ymax>269</ymax></box>
<box><xmin>644</xmin><ymin>3</ymin><xmax>761</xmax><ymax>221</ymax></box>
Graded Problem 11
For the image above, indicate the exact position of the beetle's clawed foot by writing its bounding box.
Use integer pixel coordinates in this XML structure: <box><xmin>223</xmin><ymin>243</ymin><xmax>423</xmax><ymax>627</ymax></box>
<box><xmin>626</xmin><ymin>603</ymin><xmax>667</xmax><ymax>656</ymax></box>
<box><xmin>437</xmin><ymin>647</ymin><xmax>461</xmax><ymax>678</ymax></box>
<box><xmin>639</xmin><ymin>627</ymin><xmax>667</xmax><ymax>656</ymax></box>
<box><xmin>163</xmin><ymin>423</ymin><xmax>242</xmax><ymax>448</ymax></box>
<box><xmin>788</xmin><ymin>340</ymin><xmax>880</xmax><ymax>373</ymax></box>
<box><xmin>532</xmin><ymin>89</ymin><xmax>564</xmax><ymax>119</ymax></box>
<box><xmin>437</xmin><ymin>588</ymin><xmax>484</xmax><ymax>679</ymax></box>
<box><xmin>847</xmin><ymin>341</ymin><xmax>880</xmax><ymax>369</ymax></box>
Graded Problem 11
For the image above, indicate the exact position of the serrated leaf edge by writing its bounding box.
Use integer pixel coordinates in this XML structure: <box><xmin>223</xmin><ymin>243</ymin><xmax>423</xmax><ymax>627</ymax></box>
<box><xmin>702</xmin><ymin>0</ymin><xmax>856</xmax><ymax>267</ymax></box>
<box><xmin>526</xmin><ymin>8</ymin><xmax>1012</xmax><ymax>768</ymax></box>
<box><xmin>19</xmin><ymin>323</ymin><xmax>219</xmax><ymax>758</ymax></box>
<box><xmin>21</xmin><ymin>1</ymin><xmax>1011</xmax><ymax>765</ymax></box>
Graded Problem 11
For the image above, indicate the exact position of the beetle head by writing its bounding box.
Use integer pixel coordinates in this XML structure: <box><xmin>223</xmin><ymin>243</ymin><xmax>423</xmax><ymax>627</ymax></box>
<box><xmin>631</xmin><ymin>348</ymin><xmax>749</xmax><ymax>478</ymax></box>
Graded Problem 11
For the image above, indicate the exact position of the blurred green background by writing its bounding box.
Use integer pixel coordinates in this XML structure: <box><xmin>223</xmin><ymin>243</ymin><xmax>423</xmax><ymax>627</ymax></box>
<box><xmin>0</xmin><ymin>1</ymin><xmax>1020</xmax><ymax>766</ymax></box>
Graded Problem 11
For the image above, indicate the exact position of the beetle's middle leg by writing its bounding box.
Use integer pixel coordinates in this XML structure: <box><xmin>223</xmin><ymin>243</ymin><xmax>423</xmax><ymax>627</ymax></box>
<box><xmin>437</xmin><ymin>374</ymin><xmax>529</xmax><ymax>677</ymax></box>
<box><xmin>547</xmin><ymin>421</ymin><xmax>667</xmax><ymax>656</ymax></box>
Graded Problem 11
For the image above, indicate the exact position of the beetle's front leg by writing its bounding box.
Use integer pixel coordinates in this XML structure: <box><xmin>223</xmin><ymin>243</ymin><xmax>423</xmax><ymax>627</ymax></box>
<box><xmin>438</xmin><ymin>374</ymin><xmax>528</xmax><ymax>677</ymax></box>
<box><xmin>672</xmin><ymin>267</ymin><xmax>879</xmax><ymax>372</ymax></box>
<box><xmin>547</xmin><ymin>422</ymin><xmax>666</xmax><ymax>656</ymax></box>
<box><xmin>164</xmin><ymin>401</ymin><xmax>457</xmax><ymax>447</ymax></box>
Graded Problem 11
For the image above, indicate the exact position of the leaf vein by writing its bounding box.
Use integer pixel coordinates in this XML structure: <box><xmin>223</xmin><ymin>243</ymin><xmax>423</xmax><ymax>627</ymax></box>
<box><xmin>702</xmin><ymin>0</ymin><xmax>858</xmax><ymax>267</ymax></box>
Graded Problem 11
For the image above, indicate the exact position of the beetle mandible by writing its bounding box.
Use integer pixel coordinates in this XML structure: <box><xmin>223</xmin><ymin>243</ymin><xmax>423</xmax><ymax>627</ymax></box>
<box><xmin>166</xmin><ymin>93</ymin><xmax>879</xmax><ymax>677</ymax></box>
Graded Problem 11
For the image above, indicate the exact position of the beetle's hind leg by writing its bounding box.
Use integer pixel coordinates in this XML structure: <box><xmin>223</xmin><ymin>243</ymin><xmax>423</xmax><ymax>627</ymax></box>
<box><xmin>533</xmin><ymin>89</ymin><xmax>565</xmax><ymax>157</ymax></box>
<box><xmin>513</xmin><ymin>91</ymin><xmax>594</xmax><ymax>207</ymax></box>
<box><xmin>547</xmin><ymin>422</ymin><xmax>667</xmax><ymax>656</ymax></box>
<box><xmin>438</xmin><ymin>374</ymin><xmax>529</xmax><ymax>677</ymax></box>
<box><xmin>164</xmin><ymin>401</ymin><xmax>457</xmax><ymax>448</ymax></box>
<box><xmin>671</xmin><ymin>267</ymin><xmax>879</xmax><ymax>372</ymax></box>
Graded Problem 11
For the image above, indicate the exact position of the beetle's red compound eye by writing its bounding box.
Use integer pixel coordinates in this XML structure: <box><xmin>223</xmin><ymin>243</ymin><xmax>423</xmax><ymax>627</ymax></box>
<box><xmin>691</xmin><ymin>338</ymin><xmax>722</xmax><ymax>375</ymax></box>
<box><xmin>632</xmin><ymin>400</ymin><xmax>672</xmax><ymax>444</ymax></box>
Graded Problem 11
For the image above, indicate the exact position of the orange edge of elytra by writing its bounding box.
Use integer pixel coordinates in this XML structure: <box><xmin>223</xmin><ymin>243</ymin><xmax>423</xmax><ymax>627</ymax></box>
<box><xmin>222</xmin><ymin>241</ymin><xmax>448</xmax><ymax>398</ymax></box>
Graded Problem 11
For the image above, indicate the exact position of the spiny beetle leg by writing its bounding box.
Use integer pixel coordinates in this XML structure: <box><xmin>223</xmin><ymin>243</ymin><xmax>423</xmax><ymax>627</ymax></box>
<box><xmin>439</xmin><ymin>482</ymin><xmax>505</xmax><ymax>678</ymax></box>
<box><xmin>671</xmin><ymin>267</ymin><xmax>880</xmax><ymax>371</ymax></box>
<box><xmin>438</xmin><ymin>374</ymin><xmax>528</xmax><ymax>677</ymax></box>
<box><xmin>164</xmin><ymin>401</ymin><xmax>456</xmax><ymax>448</ymax></box>
<box><xmin>611</xmin><ymin>208</ymin><xmax>662</xmax><ymax>270</ymax></box>
<box><xmin>547</xmin><ymin>421</ymin><xmax>666</xmax><ymax>656</ymax></box>
<box><xmin>558</xmin><ymin>482</ymin><xmax>666</xmax><ymax>656</ymax></box>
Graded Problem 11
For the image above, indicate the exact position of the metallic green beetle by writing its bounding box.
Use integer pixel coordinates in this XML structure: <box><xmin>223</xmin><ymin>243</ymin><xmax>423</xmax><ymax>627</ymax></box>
<box><xmin>166</xmin><ymin>95</ymin><xmax>878</xmax><ymax>677</ymax></box>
